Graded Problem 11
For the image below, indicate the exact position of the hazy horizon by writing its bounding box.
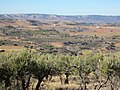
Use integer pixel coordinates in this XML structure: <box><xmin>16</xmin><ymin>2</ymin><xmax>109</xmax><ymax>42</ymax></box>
<box><xmin>0</xmin><ymin>0</ymin><xmax>120</xmax><ymax>16</ymax></box>
<box><xmin>0</xmin><ymin>13</ymin><xmax>120</xmax><ymax>16</ymax></box>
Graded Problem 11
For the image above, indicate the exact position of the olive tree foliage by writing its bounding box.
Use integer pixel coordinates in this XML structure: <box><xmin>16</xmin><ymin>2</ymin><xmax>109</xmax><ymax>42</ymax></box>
<box><xmin>0</xmin><ymin>50</ymin><xmax>120</xmax><ymax>90</ymax></box>
<box><xmin>74</xmin><ymin>53</ymin><xmax>120</xmax><ymax>90</ymax></box>
<box><xmin>29</xmin><ymin>53</ymin><xmax>60</xmax><ymax>90</ymax></box>
<box><xmin>0</xmin><ymin>50</ymin><xmax>34</xmax><ymax>90</ymax></box>
<box><xmin>74</xmin><ymin>53</ymin><xmax>104</xmax><ymax>90</ymax></box>
<box><xmin>98</xmin><ymin>53</ymin><xmax>120</xmax><ymax>90</ymax></box>
<box><xmin>0</xmin><ymin>50</ymin><xmax>62</xmax><ymax>90</ymax></box>
<box><xmin>62</xmin><ymin>52</ymin><xmax>120</xmax><ymax>90</ymax></box>
<box><xmin>55</xmin><ymin>55</ymin><xmax>78</xmax><ymax>84</ymax></box>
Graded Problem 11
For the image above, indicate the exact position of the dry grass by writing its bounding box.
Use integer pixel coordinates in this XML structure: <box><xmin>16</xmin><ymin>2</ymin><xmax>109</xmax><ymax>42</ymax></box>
<box><xmin>41</xmin><ymin>76</ymin><xmax>80</xmax><ymax>90</ymax></box>
<box><xmin>48</xmin><ymin>82</ymin><xmax>79</xmax><ymax>90</ymax></box>
<box><xmin>82</xmin><ymin>26</ymin><xmax>120</xmax><ymax>36</ymax></box>
<box><xmin>115</xmin><ymin>42</ymin><xmax>120</xmax><ymax>47</ymax></box>
<box><xmin>66</xmin><ymin>26</ymin><xmax>120</xmax><ymax>36</ymax></box>
<box><xmin>50</xmin><ymin>42</ymin><xmax>64</xmax><ymax>47</ymax></box>
<box><xmin>0</xmin><ymin>45</ymin><xmax>24</xmax><ymax>51</ymax></box>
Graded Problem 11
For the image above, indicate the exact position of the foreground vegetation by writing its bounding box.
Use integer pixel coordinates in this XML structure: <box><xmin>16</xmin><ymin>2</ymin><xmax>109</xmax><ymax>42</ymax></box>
<box><xmin>0</xmin><ymin>49</ymin><xmax>120</xmax><ymax>90</ymax></box>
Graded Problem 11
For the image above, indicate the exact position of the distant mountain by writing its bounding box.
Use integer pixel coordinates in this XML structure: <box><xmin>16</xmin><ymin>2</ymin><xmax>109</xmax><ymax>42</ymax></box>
<box><xmin>0</xmin><ymin>14</ymin><xmax>120</xmax><ymax>23</ymax></box>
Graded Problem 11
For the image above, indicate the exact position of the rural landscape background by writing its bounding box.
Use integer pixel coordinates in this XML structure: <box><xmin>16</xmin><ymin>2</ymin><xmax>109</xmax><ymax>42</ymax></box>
<box><xmin>0</xmin><ymin>0</ymin><xmax>120</xmax><ymax>90</ymax></box>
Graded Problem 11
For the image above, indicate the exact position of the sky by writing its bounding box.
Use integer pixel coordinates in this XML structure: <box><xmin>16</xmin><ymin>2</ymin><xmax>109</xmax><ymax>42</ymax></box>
<box><xmin>0</xmin><ymin>0</ymin><xmax>120</xmax><ymax>15</ymax></box>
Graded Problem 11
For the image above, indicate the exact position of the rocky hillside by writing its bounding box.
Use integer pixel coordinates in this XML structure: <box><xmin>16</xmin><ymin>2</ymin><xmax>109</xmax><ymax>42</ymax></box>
<box><xmin>0</xmin><ymin>14</ymin><xmax>120</xmax><ymax>23</ymax></box>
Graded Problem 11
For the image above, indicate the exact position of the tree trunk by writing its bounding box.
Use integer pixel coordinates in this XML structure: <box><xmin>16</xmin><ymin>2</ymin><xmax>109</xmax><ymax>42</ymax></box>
<box><xmin>64</xmin><ymin>74</ymin><xmax>69</xmax><ymax>84</ymax></box>
<box><xmin>21</xmin><ymin>77</ymin><xmax>26</xmax><ymax>90</ymax></box>
<box><xmin>5</xmin><ymin>77</ymin><xmax>11</xmax><ymax>87</ymax></box>
<box><xmin>26</xmin><ymin>75</ymin><xmax>32</xmax><ymax>90</ymax></box>
<box><xmin>16</xmin><ymin>76</ymin><xmax>20</xmax><ymax>90</ymax></box>
<box><xmin>35</xmin><ymin>77</ymin><xmax>44</xmax><ymax>90</ymax></box>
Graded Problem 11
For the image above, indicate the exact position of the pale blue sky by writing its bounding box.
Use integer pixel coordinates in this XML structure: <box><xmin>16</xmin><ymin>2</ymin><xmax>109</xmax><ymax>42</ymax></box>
<box><xmin>0</xmin><ymin>0</ymin><xmax>120</xmax><ymax>15</ymax></box>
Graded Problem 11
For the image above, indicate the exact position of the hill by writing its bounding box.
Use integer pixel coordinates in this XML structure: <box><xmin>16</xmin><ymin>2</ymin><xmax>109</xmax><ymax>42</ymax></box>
<box><xmin>0</xmin><ymin>14</ymin><xmax>120</xmax><ymax>23</ymax></box>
